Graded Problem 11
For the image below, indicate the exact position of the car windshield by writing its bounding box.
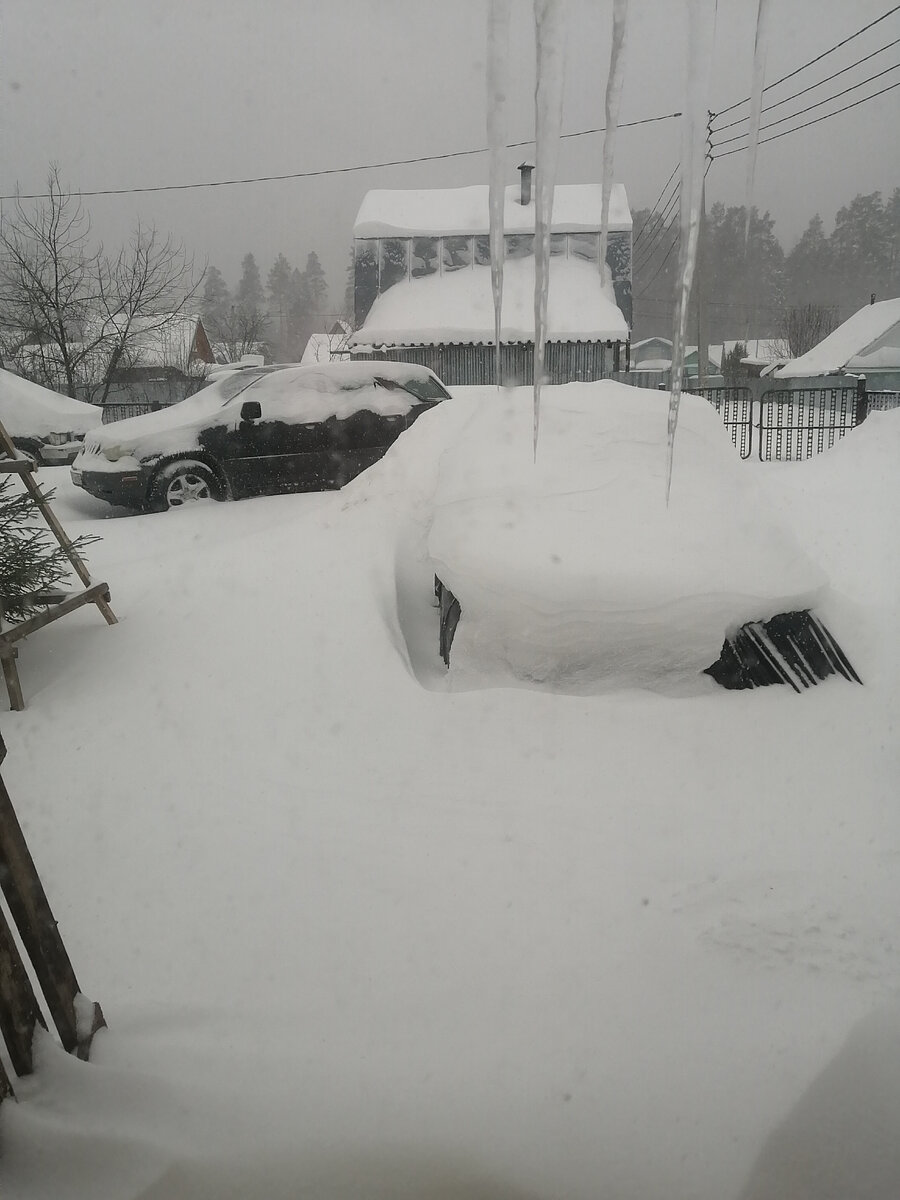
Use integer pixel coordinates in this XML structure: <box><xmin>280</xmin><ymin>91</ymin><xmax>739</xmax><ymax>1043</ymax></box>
<box><xmin>212</xmin><ymin>368</ymin><xmax>275</xmax><ymax>405</ymax></box>
<box><xmin>374</xmin><ymin>373</ymin><xmax>450</xmax><ymax>403</ymax></box>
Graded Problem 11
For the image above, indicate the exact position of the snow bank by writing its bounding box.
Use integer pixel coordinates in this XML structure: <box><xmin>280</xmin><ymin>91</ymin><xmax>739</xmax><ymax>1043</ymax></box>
<box><xmin>422</xmin><ymin>382</ymin><xmax>826</xmax><ymax>689</ymax></box>
<box><xmin>350</xmin><ymin>256</ymin><xmax>627</xmax><ymax>347</ymax></box>
<box><xmin>775</xmin><ymin>298</ymin><xmax>900</xmax><ymax>378</ymax></box>
<box><xmin>0</xmin><ymin>368</ymin><xmax>102</xmax><ymax>438</ymax></box>
<box><xmin>353</xmin><ymin>182</ymin><xmax>632</xmax><ymax>238</ymax></box>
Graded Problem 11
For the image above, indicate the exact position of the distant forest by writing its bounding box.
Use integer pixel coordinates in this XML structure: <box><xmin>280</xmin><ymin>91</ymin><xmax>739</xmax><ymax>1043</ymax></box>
<box><xmin>631</xmin><ymin>189</ymin><xmax>900</xmax><ymax>343</ymax></box>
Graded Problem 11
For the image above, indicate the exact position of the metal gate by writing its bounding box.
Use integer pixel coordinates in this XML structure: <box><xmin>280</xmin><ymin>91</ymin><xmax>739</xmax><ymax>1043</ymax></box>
<box><xmin>757</xmin><ymin>385</ymin><xmax>859</xmax><ymax>461</ymax></box>
<box><xmin>693</xmin><ymin>382</ymin><xmax>867</xmax><ymax>461</ymax></box>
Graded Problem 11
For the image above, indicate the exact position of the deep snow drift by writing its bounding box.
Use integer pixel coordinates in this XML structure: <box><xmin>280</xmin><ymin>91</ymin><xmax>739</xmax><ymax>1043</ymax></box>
<box><xmin>0</xmin><ymin>393</ymin><xmax>898</xmax><ymax>1200</ymax></box>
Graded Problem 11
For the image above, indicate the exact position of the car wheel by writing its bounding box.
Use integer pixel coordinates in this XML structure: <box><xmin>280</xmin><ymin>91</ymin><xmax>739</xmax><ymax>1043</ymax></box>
<box><xmin>150</xmin><ymin>461</ymin><xmax>221</xmax><ymax>510</ymax></box>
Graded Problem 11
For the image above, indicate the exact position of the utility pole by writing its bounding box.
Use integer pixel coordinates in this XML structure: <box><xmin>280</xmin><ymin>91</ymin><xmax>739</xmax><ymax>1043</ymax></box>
<box><xmin>695</xmin><ymin>112</ymin><xmax>713</xmax><ymax>389</ymax></box>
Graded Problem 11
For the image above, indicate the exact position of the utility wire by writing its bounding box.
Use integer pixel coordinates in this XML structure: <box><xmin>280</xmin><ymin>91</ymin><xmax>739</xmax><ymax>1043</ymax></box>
<box><xmin>715</xmin><ymin>3</ymin><xmax>900</xmax><ymax>117</ymax></box>
<box><xmin>712</xmin><ymin>36</ymin><xmax>900</xmax><ymax>132</ymax></box>
<box><xmin>633</xmin><ymin>183</ymin><xmax>681</xmax><ymax>262</ymax></box>
<box><xmin>711</xmin><ymin>77</ymin><xmax>900</xmax><ymax>159</ymax></box>
<box><xmin>633</xmin><ymin>198</ymin><xmax>681</xmax><ymax>272</ymax></box>
<box><xmin>635</xmin><ymin>233</ymin><xmax>680</xmax><ymax>298</ymax></box>
<box><xmin>633</xmin><ymin>176</ymin><xmax>680</xmax><ymax>252</ymax></box>
<box><xmin>632</xmin><ymin>162</ymin><xmax>679</xmax><ymax>245</ymax></box>
<box><xmin>711</xmin><ymin>61</ymin><xmax>900</xmax><ymax>148</ymax></box>
<box><xmin>0</xmin><ymin>112</ymin><xmax>682</xmax><ymax>203</ymax></box>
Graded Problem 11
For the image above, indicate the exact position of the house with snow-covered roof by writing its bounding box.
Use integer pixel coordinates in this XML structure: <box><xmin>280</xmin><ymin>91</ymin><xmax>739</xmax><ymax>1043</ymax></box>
<box><xmin>773</xmin><ymin>298</ymin><xmax>900</xmax><ymax>390</ymax></box>
<box><xmin>348</xmin><ymin>166</ymin><xmax>632</xmax><ymax>386</ymax></box>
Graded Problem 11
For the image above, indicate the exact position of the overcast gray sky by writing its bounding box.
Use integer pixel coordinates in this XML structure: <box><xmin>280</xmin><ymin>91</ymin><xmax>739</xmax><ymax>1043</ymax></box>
<box><xmin>2</xmin><ymin>0</ymin><xmax>898</xmax><ymax>319</ymax></box>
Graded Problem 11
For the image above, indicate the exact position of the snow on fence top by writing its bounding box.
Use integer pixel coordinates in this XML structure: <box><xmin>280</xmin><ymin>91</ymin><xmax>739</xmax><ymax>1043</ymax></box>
<box><xmin>353</xmin><ymin>183</ymin><xmax>631</xmax><ymax>239</ymax></box>
<box><xmin>775</xmin><ymin>298</ymin><xmax>900</xmax><ymax>378</ymax></box>
<box><xmin>349</xmin><ymin>255</ymin><xmax>628</xmax><ymax>347</ymax></box>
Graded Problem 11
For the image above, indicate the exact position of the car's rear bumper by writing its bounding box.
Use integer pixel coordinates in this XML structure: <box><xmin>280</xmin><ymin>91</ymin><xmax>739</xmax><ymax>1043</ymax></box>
<box><xmin>41</xmin><ymin>440</ymin><xmax>85</xmax><ymax>465</ymax></box>
<box><xmin>71</xmin><ymin>465</ymin><xmax>150</xmax><ymax>509</ymax></box>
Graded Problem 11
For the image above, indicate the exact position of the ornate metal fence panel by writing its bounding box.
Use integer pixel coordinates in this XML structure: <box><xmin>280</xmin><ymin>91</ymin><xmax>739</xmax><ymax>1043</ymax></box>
<box><xmin>758</xmin><ymin>386</ymin><xmax>858</xmax><ymax>461</ymax></box>
<box><xmin>867</xmin><ymin>390</ymin><xmax>900</xmax><ymax>412</ymax></box>
<box><xmin>696</xmin><ymin>386</ymin><xmax>755</xmax><ymax>459</ymax></box>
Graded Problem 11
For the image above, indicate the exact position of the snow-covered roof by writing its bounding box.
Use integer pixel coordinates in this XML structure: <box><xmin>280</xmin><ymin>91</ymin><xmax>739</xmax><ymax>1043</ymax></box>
<box><xmin>349</xmin><ymin>256</ymin><xmax>628</xmax><ymax>347</ymax></box>
<box><xmin>354</xmin><ymin>183</ymin><xmax>631</xmax><ymax>239</ymax></box>
<box><xmin>775</xmin><ymin>299</ymin><xmax>900</xmax><ymax>378</ymax></box>
<box><xmin>301</xmin><ymin>330</ymin><xmax>351</xmax><ymax>365</ymax></box>
<box><xmin>118</xmin><ymin>313</ymin><xmax>208</xmax><ymax>370</ymax></box>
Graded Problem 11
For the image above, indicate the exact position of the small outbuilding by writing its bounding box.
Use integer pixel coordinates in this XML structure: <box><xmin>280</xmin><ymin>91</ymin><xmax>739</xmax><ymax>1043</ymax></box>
<box><xmin>348</xmin><ymin>167</ymin><xmax>632</xmax><ymax>386</ymax></box>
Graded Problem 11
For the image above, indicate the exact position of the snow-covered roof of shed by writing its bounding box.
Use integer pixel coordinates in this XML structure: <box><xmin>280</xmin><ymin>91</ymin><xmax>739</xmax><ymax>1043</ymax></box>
<box><xmin>775</xmin><ymin>299</ymin><xmax>900</xmax><ymax>378</ymax></box>
<box><xmin>354</xmin><ymin>183</ymin><xmax>631</xmax><ymax>239</ymax></box>
<box><xmin>349</xmin><ymin>256</ymin><xmax>628</xmax><ymax>347</ymax></box>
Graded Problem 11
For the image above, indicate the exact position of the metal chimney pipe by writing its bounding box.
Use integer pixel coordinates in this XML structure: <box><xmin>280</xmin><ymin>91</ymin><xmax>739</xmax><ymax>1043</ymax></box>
<box><xmin>518</xmin><ymin>162</ymin><xmax>534</xmax><ymax>206</ymax></box>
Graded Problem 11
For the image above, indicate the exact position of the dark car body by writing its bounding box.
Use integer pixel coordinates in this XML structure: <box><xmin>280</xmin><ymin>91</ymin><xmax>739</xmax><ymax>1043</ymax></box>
<box><xmin>71</xmin><ymin>362</ymin><xmax>451</xmax><ymax>511</ymax></box>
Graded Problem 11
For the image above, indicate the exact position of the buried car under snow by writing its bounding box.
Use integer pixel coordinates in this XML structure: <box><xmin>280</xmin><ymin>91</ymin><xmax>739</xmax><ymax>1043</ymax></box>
<box><xmin>71</xmin><ymin>361</ymin><xmax>450</xmax><ymax>510</ymax></box>
<box><xmin>1</xmin><ymin>367</ymin><xmax>102</xmax><ymax>465</ymax></box>
<box><xmin>418</xmin><ymin>381</ymin><xmax>859</xmax><ymax>693</ymax></box>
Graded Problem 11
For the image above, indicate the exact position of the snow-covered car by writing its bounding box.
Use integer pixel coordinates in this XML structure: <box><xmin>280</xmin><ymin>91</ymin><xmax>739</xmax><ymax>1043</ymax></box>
<box><xmin>0</xmin><ymin>367</ymin><xmax>102</xmax><ymax>465</ymax></box>
<box><xmin>70</xmin><ymin>361</ymin><xmax>451</xmax><ymax>511</ymax></box>
<box><xmin>419</xmin><ymin>381</ymin><xmax>834</xmax><ymax>693</ymax></box>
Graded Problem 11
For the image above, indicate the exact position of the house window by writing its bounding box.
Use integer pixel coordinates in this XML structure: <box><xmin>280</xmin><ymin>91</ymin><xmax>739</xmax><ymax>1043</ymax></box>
<box><xmin>379</xmin><ymin>239</ymin><xmax>409</xmax><ymax>291</ymax></box>
<box><xmin>474</xmin><ymin>235</ymin><xmax>491</xmax><ymax>266</ymax></box>
<box><xmin>505</xmin><ymin>234</ymin><xmax>534</xmax><ymax>259</ymax></box>
<box><xmin>442</xmin><ymin>236</ymin><xmax>473</xmax><ymax>272</ymax></box>
<box><xmin>569</xmin><ymin>232</ymin><xmax>599</xmax><ymax>262</ymax></box>
<box><xmin>411</xmin><ymin>237</ymin><xmax>439</xmax><ymax>278</ymax></box>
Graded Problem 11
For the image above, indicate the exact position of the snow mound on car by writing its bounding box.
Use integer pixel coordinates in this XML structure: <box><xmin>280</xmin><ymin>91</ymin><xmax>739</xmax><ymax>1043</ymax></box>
<box><xmin>0</xmin><ymin>367</ymin><xmax>101</xmax><ymax>437</ymax></box>
<box><xmin>415</xmin><ymin>381</ymin><xmax>827</xmax><ymax>691</ymax></box>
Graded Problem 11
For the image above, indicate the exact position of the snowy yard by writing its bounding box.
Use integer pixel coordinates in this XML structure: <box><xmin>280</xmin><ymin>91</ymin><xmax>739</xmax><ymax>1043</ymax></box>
<box><xmin>1</xmin><ymin>388</ymin><xmax>899</xmax><ymax>1200</ymax></box>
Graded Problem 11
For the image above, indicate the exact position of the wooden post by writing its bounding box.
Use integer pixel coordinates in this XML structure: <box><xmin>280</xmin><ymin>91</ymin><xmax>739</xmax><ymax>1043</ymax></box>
<box><xmin>0</xmin><ymin>735</ymin><xmax>106</xmax><ymax>1059</ymax></box>
<box><xmin>855</xmin><ymin>374</ymin><xmax>868</xmax><ymax>425</ymax></box>
<box><xmin>0</xmin><ymin>902</ymin><xmax>46</xmax><ymax>1076</ymax></box>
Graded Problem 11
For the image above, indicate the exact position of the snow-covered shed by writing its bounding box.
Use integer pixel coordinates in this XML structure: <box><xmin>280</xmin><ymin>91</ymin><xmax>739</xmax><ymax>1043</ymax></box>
<box><xmin>348</xmin><ymin>169</ymin><xmax>632</xmax><ymax>386</ymax></box>
<box><xmin>774</xmin><ymin>298</ymin><xmax>900</xmax><ymax>390</ymax></box>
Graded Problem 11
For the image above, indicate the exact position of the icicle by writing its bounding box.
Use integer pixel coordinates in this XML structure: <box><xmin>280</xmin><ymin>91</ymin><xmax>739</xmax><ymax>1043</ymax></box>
<box><xmin>743</xmin><ymin>0</ymin><xmax>771</xmax><ymax>246</ymax></box>
<box><xmin>666</xmin><ymin>0</ymin><xmax>716</xmax><ymax>502</ymax></box>
<box><xmin>599</xmin><ymin>0</ymin><xmax>629</xmax><ymax>283</ymax></box>
<box><xmin>533</xmin><ymin>0</ymin><xmax>567</xmax><ymax>459</ymax></box>
<box><xmin>487</xmin><ymin>0</ymin><xmax>512</xmax><ymax>389</ymax></box>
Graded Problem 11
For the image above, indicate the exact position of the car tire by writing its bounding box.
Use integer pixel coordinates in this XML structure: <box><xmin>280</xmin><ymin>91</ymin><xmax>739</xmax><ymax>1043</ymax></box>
<box><xmin>149</xmin><ymin>460</ymin><xmax>221</xmax><ymax>511</ymax></box>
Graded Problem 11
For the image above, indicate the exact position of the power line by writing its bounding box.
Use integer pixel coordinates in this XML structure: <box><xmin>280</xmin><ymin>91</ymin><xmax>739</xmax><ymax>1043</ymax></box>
<box><xmin>633</xmin><ymin>201</ymin><xmax>681</xmax><ymax>273</ymax></box>
<box><xmin>712</xmin><ymin>37</ymin><xmax>900</xmax><ymax>132</ymax></box>
<box><xmin>711</xmin><ymin>61</ymin><xmax>900</xmax><ymax>148</ymax></box>
<box><xmin>632</xmin><ymin>162</ymin><xmax>679</xmax><ymax>245</ymax></box>
<box><xmin>635</xmin><ymin>233</ymin><xmax>680</xmax><ymax>298</ymax></box>
<box><xmin>633</xmin><ymin>185</ymin><xmax>681</xmax><ymax>264</ymax></box>
<box><xmin>715</xmin><ymin>4</ymin><xmax>900</xmax><ymax>117</ymax></box>
<box><xmin>0</xmin><ymin>112</ymin><xmax>682</xmax><ymax>203</ymax></box>
<box><xmin>711</xmin><ymin>77</ymin><xmax>900</xmax><ymax>159</ymax></box>
<box><xmin>633</xmin><ymin>176</ymin><xmax>680</xmax><ymax>253</ymax></box>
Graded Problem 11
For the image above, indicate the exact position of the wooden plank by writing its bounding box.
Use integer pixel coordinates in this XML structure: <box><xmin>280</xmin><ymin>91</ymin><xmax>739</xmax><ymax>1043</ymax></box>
<box><xmin>0</xmin><ymin>1053</ymin><xmax>14</xmax><ymax>1101</ymax></box>
<box><xmin>1</xmin><ymin>647</ymin><xmax>25</xmax><ymax>712</ymax></box>
<box><xmin>0</xmin><ymin>582</ymin><xmax>113</xmax><ymax>649</ymax></box>
<box><xmin>0</xmin><ymin>768</ymin><xmax>105</xmax><ymax>1056</ymax></box>
<box><xmin>0</xmin><ymin>460</ymin><xmax>36</xmax><ymax>475</ymax></box>
<box><xmin>0</xmin><ymin>901</ymin><xmax>46</xmax><ymax>1076</ymax></box>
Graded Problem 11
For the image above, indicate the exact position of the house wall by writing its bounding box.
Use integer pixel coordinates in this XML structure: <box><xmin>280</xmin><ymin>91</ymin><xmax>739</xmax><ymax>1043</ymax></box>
<box><xmin>354</xmin><ymin>229</ymin><xmax>633</xmax><ymax>331</ymax></box>
<box><xmin>352</xmin><ymin>340</ymin><xmax>623</xmax><ymax>387</ymax></box>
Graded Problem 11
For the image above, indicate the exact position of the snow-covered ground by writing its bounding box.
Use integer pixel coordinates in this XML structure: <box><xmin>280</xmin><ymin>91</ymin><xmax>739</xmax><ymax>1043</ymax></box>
<box><xmin>1</xmin><ymin>387</ymin><xmax>898</xmax><ymax>1200</ymax></box>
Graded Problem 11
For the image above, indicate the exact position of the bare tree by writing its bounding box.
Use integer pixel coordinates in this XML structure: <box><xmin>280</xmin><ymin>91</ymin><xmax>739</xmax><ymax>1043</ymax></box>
<box><xmin>207</xmin><ymin>304</ymin><xmax>270</xmax><ymax>363</ymax></box>
<box><xmin>774</xmin><ymin>303</ymin><xmax>839</xmax><ymax>359</ymax></box>
<box><xmin>0</xmin><ymin>164</ymin><xmax>204</xmax><ymax>400</ymax></box>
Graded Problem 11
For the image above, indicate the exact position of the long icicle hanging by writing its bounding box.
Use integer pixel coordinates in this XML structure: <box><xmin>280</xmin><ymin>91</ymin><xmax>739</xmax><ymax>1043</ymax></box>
<box><xmin>666</xmin><ymin>0</ymin><xmax>716</xmax><ymax>502</ymax></box>
<box><xmin>600</xmin><ymin>0</ymin><xmax>629</xmax><ymax>283</ymax></box>
<box><xmin>743</xmin><ymin>0</ymin><xmax>771</xmax><ymax>248</ymax></box>
<box><xmin>487</xmin><ymin>0</ymin><xmax>512</xmax><ymax>389</ymax></box>
<box><xmin>533</xmin><ymin>0</ymin><xmax>567</xmax><ymax>459</ymax></box>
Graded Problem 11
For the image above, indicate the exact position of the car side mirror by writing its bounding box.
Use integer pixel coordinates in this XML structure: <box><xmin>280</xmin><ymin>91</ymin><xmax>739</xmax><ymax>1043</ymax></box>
<box><xmin>240</xmin><ymin>400</ymin><xmax>262</xmax><ymax>422</ymax></box>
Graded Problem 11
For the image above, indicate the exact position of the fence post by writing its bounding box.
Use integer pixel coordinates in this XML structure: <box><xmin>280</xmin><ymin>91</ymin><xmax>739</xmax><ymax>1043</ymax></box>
<box><xmin>855</xmin><ymin>374</ymin><xmax>868</xmax><ymax>425</ymax></box>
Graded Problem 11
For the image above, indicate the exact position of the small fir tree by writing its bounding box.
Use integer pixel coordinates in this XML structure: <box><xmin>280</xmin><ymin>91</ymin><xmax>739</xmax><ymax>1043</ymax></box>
<box><xmin>0</xmin><ymin>478</ymin><xmax>97</xmax><ymax>621</ymax></box>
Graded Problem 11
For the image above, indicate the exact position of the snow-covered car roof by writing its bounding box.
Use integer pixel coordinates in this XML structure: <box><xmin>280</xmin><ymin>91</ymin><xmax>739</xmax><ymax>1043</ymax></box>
<box><xmin>0</xmin><ymin>368</ymin><xmax>102</xmax><ymax>438</ymax></box>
